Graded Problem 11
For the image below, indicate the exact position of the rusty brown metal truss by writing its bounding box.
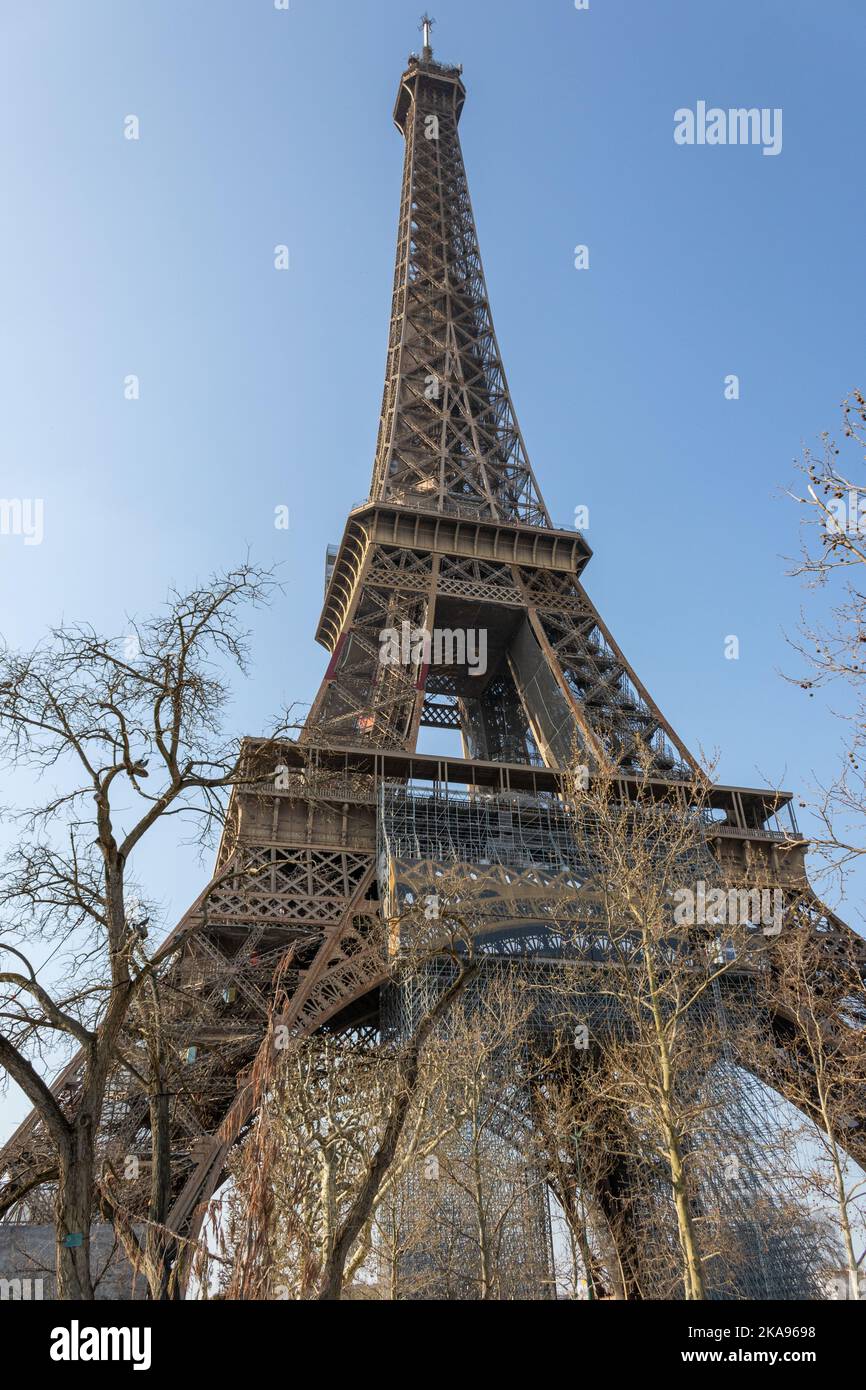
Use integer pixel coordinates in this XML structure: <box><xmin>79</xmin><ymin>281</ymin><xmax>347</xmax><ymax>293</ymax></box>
<box><xmin>1</xmin><ymin>37</ymin><xmax>864</xmax><ymax>1294</ymax></box>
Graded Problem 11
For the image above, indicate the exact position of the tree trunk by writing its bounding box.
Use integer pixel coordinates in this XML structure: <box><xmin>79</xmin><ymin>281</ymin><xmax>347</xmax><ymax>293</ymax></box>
<box><xmin>145</xmin><ymin>1086</ymin><xmax>174</xmax><ymax>1300</ymax></box>
<box><xmin>827</xmin><ymin>1132</ymin><xmax>861</xmax><ymax>1300</ymax></box>
<box><xmin>594</xmin><ymin>1161</ymin><xmax>643</xmax><ymax>1300</ymax></box>
<box><xmin>55</xmin><ymin>1120</ymin><xmax>95</xmax><ymax>1299</ymax></box>
<box><xmin>471</xmin><ymin>1140</ymin><xmax>492</xmax><ymax>1299</ymax></box>
<box><xmin>665</xmin><ymin>1127</ymin><xmax>705</xmax><ymax>1301</ymax></box>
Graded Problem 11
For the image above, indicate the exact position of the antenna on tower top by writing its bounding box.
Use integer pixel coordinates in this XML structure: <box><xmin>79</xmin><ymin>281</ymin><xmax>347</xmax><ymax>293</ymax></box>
<box><xmin>420</xmin><ymin>12</ymin><xmax>434</xmax><ymax>60</ymax></box>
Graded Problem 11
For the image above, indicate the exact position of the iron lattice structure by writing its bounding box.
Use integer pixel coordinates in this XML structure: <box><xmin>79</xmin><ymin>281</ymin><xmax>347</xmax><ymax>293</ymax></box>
<box><xmin>1</xmin><ymin>28</ymin><xmax>865</xmax><ymax>1298</ymax></box>
<box><xmin>369</xmin><ymin>50</ymin><xmax>548</xmax><ymax>525</ymax></box>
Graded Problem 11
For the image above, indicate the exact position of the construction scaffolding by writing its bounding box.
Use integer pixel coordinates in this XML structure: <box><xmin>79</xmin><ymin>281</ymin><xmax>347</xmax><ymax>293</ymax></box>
<box><xmin>377</xmin><ymin>783</ymin><xmax>835</xmax><ymax>1300</ymax></box>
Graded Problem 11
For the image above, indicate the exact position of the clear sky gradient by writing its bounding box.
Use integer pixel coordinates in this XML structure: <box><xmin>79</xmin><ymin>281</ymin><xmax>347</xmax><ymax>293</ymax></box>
<box><xmin>1</xmin><ymin>0</ymin><xmax>864</xmax><ymax>1138</ymax></box>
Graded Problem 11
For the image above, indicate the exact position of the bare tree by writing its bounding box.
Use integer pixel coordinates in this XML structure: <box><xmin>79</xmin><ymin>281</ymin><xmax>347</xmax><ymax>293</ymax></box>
<box><xmin>557</xmin><ymin>755</ymin><xmax>774</xmax><ymax>1301</ymax></box>
<box><xmin>0</xmin><ymin>563</ymin><xmax>286</xmax><ymax>1298</ymax></box>
<box><xmin>408</xmin><ymin>970</ymin><xmax>548</xmax><ymax>1301</ymax></box>
<box><xmin>753</xmin><ymin>919</ymin><xmax>866</xmax><ymax>1298</ymax></box>
<box><xmin>218</xmin><ymin>895</ymin><xmax>479</xmax><ymax>1302</ymax></box>
<box><xmin>786</xmin><ymin>388</ymin><xmax>866</xmax><ymax>889</ymax></box>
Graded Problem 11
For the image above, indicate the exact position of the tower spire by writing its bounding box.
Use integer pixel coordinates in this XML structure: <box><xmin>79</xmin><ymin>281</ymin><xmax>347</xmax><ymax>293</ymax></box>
<box><xmin>375</xmin><ymin>40</ymin><xmax>551</xmax><ymax>527</ymax></box>
<box><xmin>420</xmin><ymin>12</ymin><xmax>434</xmax><ymax>60</ymax></box>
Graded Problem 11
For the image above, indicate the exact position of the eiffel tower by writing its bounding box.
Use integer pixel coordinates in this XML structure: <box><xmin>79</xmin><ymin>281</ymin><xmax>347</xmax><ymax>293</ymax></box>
<box><xmin>1</xmin><ymin>19</ymin><xmax>864</xmax><ymax>1298</ymax></box>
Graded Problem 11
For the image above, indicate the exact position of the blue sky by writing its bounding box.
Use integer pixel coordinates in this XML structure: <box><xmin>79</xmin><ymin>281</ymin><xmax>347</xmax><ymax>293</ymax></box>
<box><xmin>1</xmin><ymin>0</ymin><xmax>865</xmax><ymax>1138</ymax></box>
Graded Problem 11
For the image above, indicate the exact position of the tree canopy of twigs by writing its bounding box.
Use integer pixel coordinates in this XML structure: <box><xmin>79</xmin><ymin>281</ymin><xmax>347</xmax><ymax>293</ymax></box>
<box><xmin>551</xmin><ymin>754</ymin><xmax>800</xmax><ymax>1299</ymax></box>
<box><xmin>0</xmin><ymin>562</ymin><xmax>288</xmax><ymax>1298</ymax></box>
<box><xmin>787</xmin><ymin>389</ymin><xmax>866</xmax><ymax>890</ymax></box>
<box><xmin>211</xmin><ymin>884</ymin><xmax>481</xmax><ymax>1301</ymax></box>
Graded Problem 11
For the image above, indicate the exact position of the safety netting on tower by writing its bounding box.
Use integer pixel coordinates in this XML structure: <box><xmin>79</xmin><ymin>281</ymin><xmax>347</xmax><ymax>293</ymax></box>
<box><xmin>377</xmin><ymin>781</ymin><xmax>599</xmax><ymax>956</ymax></box>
